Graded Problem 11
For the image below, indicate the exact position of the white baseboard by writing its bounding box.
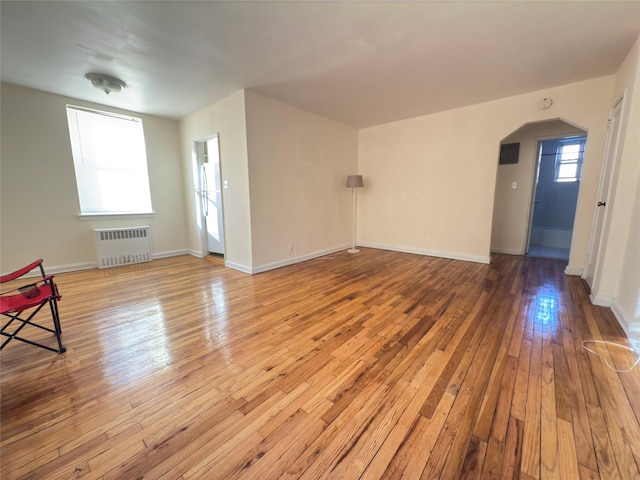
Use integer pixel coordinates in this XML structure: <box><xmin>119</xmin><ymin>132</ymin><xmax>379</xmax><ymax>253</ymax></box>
<box><xmin>227</xmin><ymin>242</ymin><xmax>490</xmax><ymax>274</ymax></box>
<box><xmin>590</xmin><ymin>293</ymin><xmax>614</xmax><ymax>307</ymax></box>
<box><xmin>185</xmin><ymin>251</ymin><xmax>253</xmax><ymax>274</ymax></box>
<box><xmin>359</xmin><ymin>242</ymin><xmax>491</xmax><ymax>265</ymax></box>
<box><xmin>250</xmin><ymin>245</ymin><xmax>351</xmax><ymax>274</ymax></box>
<box><xmin>3</xmin><ymin>260</ymin><xmax>95</xmax><ymax>278</ymax></box>
<box><xmin>611</xmin><ymin>301</ymin><xmax>640</xmax><ymax>353</ymax></box>
<box><xmin>46</xmin><ymin>262</ymin><xmax>97</xmax><ymax>275</ymax></box>
<box><xmin>490</xmin><ymin>247</ymin><xmax>524</xmax><ymax>256</ymax></box>
<box><xmin>8</xmin><ymin>250</ymin><xmax>192</xmax><ymax>277</ymax></box>
<box><xmin>184</xmin><ymin>247</ymin><xmax>352</xmax><ymax>275</ymax></box>
<box><xmin>224</xmin><ymin>261</ymin><xmax>253</xmax><ymax>274</ymax></box>
<box><xmin>153</xmin><ymin>249</ymin><xmax>190</xmax><ymax>260</ymax></box>
<box><xmin>564</xmin><ymin>265</ymin><xmax>583</xmax><ymax>276</ymax></box>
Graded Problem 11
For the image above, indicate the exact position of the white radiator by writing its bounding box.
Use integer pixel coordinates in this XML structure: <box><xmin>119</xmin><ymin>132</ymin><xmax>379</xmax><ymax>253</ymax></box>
<box><xmin>94</xmin><ymin>227</ymin><xmax>152</xmax><ymax>269</ymax></box>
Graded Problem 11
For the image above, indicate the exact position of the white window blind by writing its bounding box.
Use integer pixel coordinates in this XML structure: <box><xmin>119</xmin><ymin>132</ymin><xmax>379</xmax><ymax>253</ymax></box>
<box><xmin>66</xmin><ymin>106</ymin><xmax>153</xmax><ymax>215</ymax></box>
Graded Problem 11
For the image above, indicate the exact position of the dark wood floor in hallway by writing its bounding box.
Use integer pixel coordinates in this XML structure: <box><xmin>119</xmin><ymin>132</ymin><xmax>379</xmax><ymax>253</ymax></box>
<box><xmin>2</xmin><ymin>249</ymin><xmax>639</xmax><ymax>479</ymax></box>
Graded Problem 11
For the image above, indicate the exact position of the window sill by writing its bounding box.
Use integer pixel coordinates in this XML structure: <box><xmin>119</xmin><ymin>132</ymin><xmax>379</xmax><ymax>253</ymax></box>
<box><xmin>78</xmin><ymin>212</ymin><xmax>156</xmax><ymax>221</ymax></box>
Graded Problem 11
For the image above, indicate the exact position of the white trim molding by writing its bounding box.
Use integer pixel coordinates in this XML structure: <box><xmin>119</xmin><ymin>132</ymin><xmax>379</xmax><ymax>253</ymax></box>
<box><xmin>564</xmin><ymin>265</ymin><xmax>583</xmax><ymax>276</ymax></box>
<box><xmin>153</xmin><ymin>249</ymin><xmax>190</xmax><ymax>260</ymax></box>
<box><xmin>224</xmin><ymin>261</ymin><xmax>253</xmax><ymax>274</ymax></box>
<box><xmin>611</xmin><ymin>300</ymin><xmax>640</xmax><ymax>353</ymax></box>
<box><xmin>5</xmin><ymin>249</ymin><xmax>193</xmax><ymax>277</ymax></box>
<box><xmin>590</xmin><ymin>293</ymin><xmax>614</xmax><ymax>307</ymax></box>
<box><xmin>359</xmin><ymin>242</ymin><xmax>491</xmax><ymax>264</ymax></box>
<box><xmin>490</xmin><ymin>248</ymin><xmax>524</xmax><ymax>256</ymax></box>
<box><xmin>250</xmin><ymin>245</ymin><xmax>351</xmax><ymax>274</ymax></box>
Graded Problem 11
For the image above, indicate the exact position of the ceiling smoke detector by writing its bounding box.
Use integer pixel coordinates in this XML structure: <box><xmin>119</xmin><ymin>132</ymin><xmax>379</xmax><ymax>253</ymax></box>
<box><xmin>85</xmin><ymin>73</ymin><xmax>126</xmax><ymax>95</ymax></box>
<box><xmin>538</xmin><ymin>97</ymin><xmax>553</xmax><ymax>110</ymax></box>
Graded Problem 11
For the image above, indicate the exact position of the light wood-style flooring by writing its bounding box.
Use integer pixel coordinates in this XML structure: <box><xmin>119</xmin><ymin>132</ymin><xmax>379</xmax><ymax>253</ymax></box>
<box><xmin>2</xmin><ymin>249</ymin><xmax>639</xmax><ymax>479</ymax></box>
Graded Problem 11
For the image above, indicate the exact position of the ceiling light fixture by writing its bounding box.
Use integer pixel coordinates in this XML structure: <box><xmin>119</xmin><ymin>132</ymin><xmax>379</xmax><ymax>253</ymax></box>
<box><xmin>85</xmin><ymin>73</ymin><xmax>126</xmax><ymax>95</ymax></box>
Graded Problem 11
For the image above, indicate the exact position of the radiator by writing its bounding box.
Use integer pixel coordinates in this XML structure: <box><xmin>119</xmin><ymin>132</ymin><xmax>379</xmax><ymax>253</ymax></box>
<box><xmin>94</xmin><ymin>226</ymin><xmax>152</xmax><ymax>269</ymax></box>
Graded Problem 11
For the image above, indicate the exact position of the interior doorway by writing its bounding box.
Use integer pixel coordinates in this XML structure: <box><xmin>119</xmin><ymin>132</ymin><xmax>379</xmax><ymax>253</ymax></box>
<box><xmin>490</xmin><ymin>119</ymin><xmax>588</xmax><ymax>261</ymax></box>
<box><xmin>195</xmin><ymin>136</ymin><xmax>225</xmax><ymax>257</ymax></box>
<box><xmin>526</xmin><ymin>135</ymin><xmax>586</xmax><ymax>260</ymax></box>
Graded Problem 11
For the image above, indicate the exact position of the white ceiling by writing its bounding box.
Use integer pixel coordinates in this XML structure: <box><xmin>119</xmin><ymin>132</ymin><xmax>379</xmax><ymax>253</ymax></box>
<box><xmin>2</xmin><ymin>1</ymin><xmax>639</xmax><ymax>128</ymax></box>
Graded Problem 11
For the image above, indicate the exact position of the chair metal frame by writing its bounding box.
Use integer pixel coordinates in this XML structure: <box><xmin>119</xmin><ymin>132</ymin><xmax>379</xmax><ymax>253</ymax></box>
<box><xmin>0</xmin><ymin>259</ymin><xmax>66</xmax><ymax>354</ymax></box>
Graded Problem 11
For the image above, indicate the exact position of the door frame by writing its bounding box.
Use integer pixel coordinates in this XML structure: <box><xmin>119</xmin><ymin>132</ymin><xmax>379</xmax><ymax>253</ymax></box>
<box><xmin>524</xmin><ymin>140</ymin><xmax>544</xmax><ymax>255</ymax></box>
<box><xmin>583</xmin><ymin>94</ymin><xmax>625</xmax><ymax>294</ymax></box>
<box><xmin>524</xmin><ymin>133</ymin><xmax>587</xmax><ymax>256</ymax></box>
<box><xmin>194</xmin><ymin>134</ymin><xmax>227</xmax><ymax>259</ymax></box>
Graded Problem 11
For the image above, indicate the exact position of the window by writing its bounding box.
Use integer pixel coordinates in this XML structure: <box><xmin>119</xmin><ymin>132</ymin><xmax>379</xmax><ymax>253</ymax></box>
<box><xmin>554</xmin><ymin>141</ymin><xmax>584</xmax><ymax>183</ymax></box>
<box><xmin>66</xmin><ymin>106</ymin><xmax>153</xmax><ymax>215</ymax></box>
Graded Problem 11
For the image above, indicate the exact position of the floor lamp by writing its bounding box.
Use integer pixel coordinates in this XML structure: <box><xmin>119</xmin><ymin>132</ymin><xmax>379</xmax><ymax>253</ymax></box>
<box><xmin>346</xmin><ymin>175</ymin><xmax>364</xmax><ymax>254</ymax></box>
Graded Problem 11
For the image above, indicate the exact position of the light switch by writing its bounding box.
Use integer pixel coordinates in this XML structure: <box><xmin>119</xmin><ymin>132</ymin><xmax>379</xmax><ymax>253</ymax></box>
<box><xmin>223</xmin><ymin>180</ymin><xmax>229</xmax><ymax>189</ymax></box>
<box><xmin>512</xmin><ymin>182</ymin><xmax>517</xmax><ymax>189</ymax></box>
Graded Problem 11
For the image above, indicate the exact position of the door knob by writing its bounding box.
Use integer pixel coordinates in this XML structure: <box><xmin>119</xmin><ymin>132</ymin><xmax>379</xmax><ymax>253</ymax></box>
<box><xmin>597</xmin><ymin>201</ymin><xmax>606</xmax><ymax>207</ymax></box>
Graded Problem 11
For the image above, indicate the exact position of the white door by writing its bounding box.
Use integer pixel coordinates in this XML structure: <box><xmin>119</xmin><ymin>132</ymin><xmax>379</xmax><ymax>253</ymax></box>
<box><xmin>583</xmin><ymin>98</ymin><xmax>623</xmax><ymax>288</ymax></box>
<box><xmin>197</xmin><ymin>136</ymin><xmax>225</xmax><ymax>256</ymax></box>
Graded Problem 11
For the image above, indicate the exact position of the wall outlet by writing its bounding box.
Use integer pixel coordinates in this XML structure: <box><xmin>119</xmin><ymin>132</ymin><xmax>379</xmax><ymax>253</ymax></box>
<box><xmin>289</xmin><ymin>243</ymin><xmax>295</xmax><ymax>253</ymax></box>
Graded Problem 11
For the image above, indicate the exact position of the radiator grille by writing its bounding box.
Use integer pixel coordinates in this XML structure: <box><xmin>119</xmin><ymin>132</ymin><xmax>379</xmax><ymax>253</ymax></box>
<box><xmin>94</xmin><ymin>227</ymin><xmax>152</xmax><ymax>269</ymax></box>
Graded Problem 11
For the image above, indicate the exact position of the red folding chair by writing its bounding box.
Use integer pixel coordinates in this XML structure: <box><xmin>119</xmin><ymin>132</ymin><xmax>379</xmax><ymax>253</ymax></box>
<box><xmin>1</xmin><ymin>259</ymin><xmax>66</xmax><ymax>354</ymax></box>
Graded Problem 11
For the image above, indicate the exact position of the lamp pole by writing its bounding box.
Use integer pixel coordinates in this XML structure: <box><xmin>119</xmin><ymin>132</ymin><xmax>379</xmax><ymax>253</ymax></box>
<box><xmin>349</xmin><ymin>186</ymin><xmax>359</xmax><ymax>253</ymax></box>
<box><xmin>345</xmin><ymin>175</ymin><xmax>364</xmax><ymax>254</ymax></box>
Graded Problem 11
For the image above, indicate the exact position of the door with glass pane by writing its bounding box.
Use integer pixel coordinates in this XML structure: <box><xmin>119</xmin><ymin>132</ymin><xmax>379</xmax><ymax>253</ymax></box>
<box><xmin>197</xmin><ymin>136</ymin><xmax>225</xmax><ymax>256</ymax></box>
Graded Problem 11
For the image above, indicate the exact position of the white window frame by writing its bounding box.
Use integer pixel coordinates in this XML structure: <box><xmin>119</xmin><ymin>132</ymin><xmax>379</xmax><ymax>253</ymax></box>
<box><xmin>554</xmin><ymin>140</ymin><xmax>584</xmax><ymax>183</ymax></box>
<box><xmin>66</xmin><ymin>105</ymin><xmax>154</xmax><ymax>216</ymax></box>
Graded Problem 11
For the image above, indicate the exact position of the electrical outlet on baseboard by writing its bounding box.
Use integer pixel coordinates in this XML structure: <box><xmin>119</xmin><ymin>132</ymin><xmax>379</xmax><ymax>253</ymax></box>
<box><xmin>289</xmin><ymin>243</ymin><xmax>295</xmax><ymax>253</ymax></box>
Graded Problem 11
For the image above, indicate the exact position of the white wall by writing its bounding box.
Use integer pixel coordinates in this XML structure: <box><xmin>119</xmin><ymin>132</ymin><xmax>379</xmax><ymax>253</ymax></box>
<box><xmin>0</xmin><ymin>83</ymin><xmax>187</xmax><ymax>273</ymax></box>
<box><xmin>615</xmin><ymin>171</ymin><xmax>640</xmax><ymax>348</ymax></box>
<box><xmin>178</xmin><ymin>90</ymin><xmax>358</xmax><ymax>273</ymax></box>
<box><xmin>244</xmin><ymin>91</ymin><xmax>359</xmax><ymax>271</ymax></box>
<box><xmin>178</xmin><ymin>90</ymin><xmax>253</xmax><ymax>271</ymax></box>
<box><xmin>358</xmin><ymin>76</ymin><xmax>614</xmax><ymax>266</ymax></box>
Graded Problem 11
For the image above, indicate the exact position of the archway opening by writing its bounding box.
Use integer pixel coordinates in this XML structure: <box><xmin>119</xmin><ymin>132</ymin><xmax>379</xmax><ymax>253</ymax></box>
<box><xmin>490</xmin><ymin>119</ymin><xmax>588</xmax><ymax>260</ymax></box>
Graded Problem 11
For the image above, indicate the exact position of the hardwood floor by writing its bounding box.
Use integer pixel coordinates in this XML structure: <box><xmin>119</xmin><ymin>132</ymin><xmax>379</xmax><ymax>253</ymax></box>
<box><xmin>2</xmin><ymin>249</ymin><xmax>639</xmax><ymax>479</ymax></box>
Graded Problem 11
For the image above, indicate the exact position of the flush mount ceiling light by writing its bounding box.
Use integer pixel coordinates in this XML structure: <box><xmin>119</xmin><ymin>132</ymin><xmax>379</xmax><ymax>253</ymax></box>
<box><xmin>85</xmin><ymin>73</ymin><xmax>126</xmax><ymax>95</ymax></box>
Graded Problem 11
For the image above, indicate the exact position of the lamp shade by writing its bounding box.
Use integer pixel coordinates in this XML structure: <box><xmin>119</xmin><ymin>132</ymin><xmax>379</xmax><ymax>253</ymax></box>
<box><xmin>346</xmin><ymin>175</ymin><xmax>364</xmax><ymax>188</ymax></box>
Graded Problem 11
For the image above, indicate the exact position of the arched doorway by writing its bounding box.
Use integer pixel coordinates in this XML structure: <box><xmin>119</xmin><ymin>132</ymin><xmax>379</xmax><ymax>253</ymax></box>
<box><xmin>490</xmin><ymin>119</ymin><xmax>588</xmax><ymax>260</ymax></box>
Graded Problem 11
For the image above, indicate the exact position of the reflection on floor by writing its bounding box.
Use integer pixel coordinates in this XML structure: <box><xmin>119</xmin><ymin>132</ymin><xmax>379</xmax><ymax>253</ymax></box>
<box><xmin>527</xmin><ymin>245</ymin><xmax>570</xmax><ymax>260</ymax></box>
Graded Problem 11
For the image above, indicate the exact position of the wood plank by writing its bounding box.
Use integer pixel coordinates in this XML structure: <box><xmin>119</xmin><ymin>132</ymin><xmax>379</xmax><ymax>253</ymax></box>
<box><xmin>511</xmin><ymin>338</ymin><xmax>532</xmax><ymax>421</ymax></box>
<box><xmin>522</xmin><ymin>319</ymin><xmax>543</xmax><ymax>479</ymax></box>
<box><xmin>500</xmin><ymin>416</ymin><xmax>524</xmax><ymax>480</ymax></box>
<box><xmin>586</xmin><ymin>403</ymin><xmax>622</xmax><ymax>480</ymax></box>
<box><xmin>557</xmin><ymin>418</ymin><xmax>580</xmax><ymax>480</ymax></box>
<box><xmin>540</xmin><ymin>323</ymin><xmax>559</xmax><ymax>479</ymax></box>
<box><xmin>396</xmin><ymin>392</ymin><xmax>457</xmax><ymax>480</ymax></box>
<box><xmin>460</xmin><ymin>434</ymin><xmax>488</xmax><ymax>479</ymax></box>
<box><xmin>558</xmin><ymin>307</ymin><xmax>598</xmax><ymax>472</ymax></box>
<box><xmin>480</xmin><ymin>436</ymin><xmax>504</xmax><ymax>479</ymax></box>
<box><xmin>489</xmin><ymin>355</ymin><xmax>518</xmax><ymax>442</ymax></box>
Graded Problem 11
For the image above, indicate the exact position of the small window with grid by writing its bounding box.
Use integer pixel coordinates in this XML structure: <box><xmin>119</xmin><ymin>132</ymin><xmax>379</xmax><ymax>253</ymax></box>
<box><xmin>555</xmin><ymin>143</ymin><xmax>583</xmax><ymax>183</ymax></box>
